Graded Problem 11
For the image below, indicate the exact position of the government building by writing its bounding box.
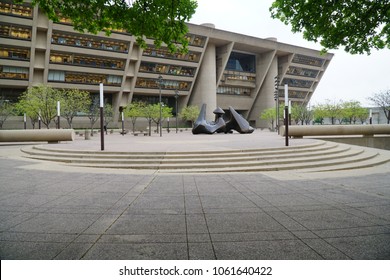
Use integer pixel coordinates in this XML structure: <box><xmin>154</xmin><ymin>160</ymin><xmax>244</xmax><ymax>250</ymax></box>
<box><xmin>0</xmin><ymin>0</ymin><xmax>333</xmax><ymax>128</ymax></box>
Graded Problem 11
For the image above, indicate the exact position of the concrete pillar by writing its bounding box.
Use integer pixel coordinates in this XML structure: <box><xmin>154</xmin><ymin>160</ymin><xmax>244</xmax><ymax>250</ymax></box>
<box><xmin>190</xmin><ymin>43</ymin><xmax>217</xmax><ymax>120</ymax></box>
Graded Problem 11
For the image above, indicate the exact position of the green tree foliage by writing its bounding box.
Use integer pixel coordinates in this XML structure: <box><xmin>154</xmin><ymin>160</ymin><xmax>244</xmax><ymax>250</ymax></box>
<box><xmin>270</xmin><ymin>0</ymin><xmax>390</xmax><ymax>54</ymax></box>
<box><xmin>312</xmin><ymin>104</ymin><xmax>327</xmax><ymax>125</ymax></box>
<box><xmin>368</xmin><ymin>90</ymin><xmax>390</xmax><ymax>124</ymax></box>
<box><xmin>17</xmin><ymin>85</ymin><xmax>61</xmax><ymax>128</ymax></box>
<box><xmin>104</xmin><ymin>103</ymin><xmax>114</xmax><ymax>133</ymax></box>
<box><xmin>87</xmin><ymin>96</ymin><xmax>100</xmax><ymax>136</ymax></box>
<box><xmin>179</xmin><ymin>105</ymin><xmax>199</xmax><ymax>127</ymax></box>
<box><xmin>0</xmin><ymin>98</ymin><xmax>15</xmax><ymax>129</ymax></box>
<box><xmin>342</xmin><ymin>101</ymin><xmax>368</xmax><ymax>124</ymax></box>
<box><xmin>60</xmin><ymin>89</ymin><xmax>91</xmax><ymax>128</ymax></box>
<box><xmin>260</xmin><ymin>107</ymin><xmax>276</xmax><ymax>130</ymax></box>
<box><xmin>124</xmin><ymin>101</ymin><xmax>146</xmax><ymax>132</ymax></box>
<box><xmin>19</xmin><ymin>0</ymin><xmax>197</xmax><ymax>53</ymax></box>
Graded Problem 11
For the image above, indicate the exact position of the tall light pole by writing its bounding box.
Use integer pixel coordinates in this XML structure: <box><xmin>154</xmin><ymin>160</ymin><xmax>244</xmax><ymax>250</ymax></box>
<box><xmin>57</xmin><ymin>101</ymin><xmax>60</xmax><ymax>129</ymax></box>
<box><xmin>157</xmin><ymin>75</ymin><xmax>163</xmax><ymax>137</ymax></box>
<box><xmin>99</xmin><ymin>83</ymin><xmax>105</xmax><ymax>151</ymax></box>
<box><xmin>284</xmin><ymin>84</ymin><xmax>289</xmax><ymax>147</ymax></box>
<box><xmin>174</xmin><ymin>90</ymin><xmax>179</xmax><ymax>133</ymax></box>
<box><xmin>274</xmin><ymin>76</ymin><xmax>279</xmax><ymax>133</ymax></box>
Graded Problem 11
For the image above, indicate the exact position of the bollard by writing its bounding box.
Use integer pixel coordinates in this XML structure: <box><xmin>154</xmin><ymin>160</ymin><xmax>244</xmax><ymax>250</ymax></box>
<box><xmin>85</xmin><ymin>130</ymin><xmax>91</xmax><ymax>140</ymax></box>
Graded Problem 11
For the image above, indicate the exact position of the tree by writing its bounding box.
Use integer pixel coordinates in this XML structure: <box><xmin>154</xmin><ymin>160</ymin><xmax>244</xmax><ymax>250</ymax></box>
<box><xmin>312</xmin><ymin>104</ymin><xmax>327</xmax><ymax>125</ymax></box>
<box><xmin>60</xmin><ymin>89</ymin><xmax>91</xmax><ymax>128</ymax></box>
<box><xmin>17</xmin><ymin>85</ymin><xmax>61</xmax><ymax>128</ymax></box>
<box><xmin>150</xmin><ymin>104</ymin><xmax>173</xmax><ymax>133</ymax></box>
<box><xmin>87</xmin><ymin>96</ymin><xmax>100</xmax><ymax>136</ymax></box>
<box><xmin>323</xmin><ymin>100</ymin><xmax>343</xmax><ymax>125</ymax></box>
<box><xmin>104</xmin><ymin>103</ymin><xmax>114</xmax><ymax>134</ymax></box>
<box><xmin>19</xmin><ymin>0</ymin><xmax>198</xmax><ymax>53</ymax></box>
<box><xmin>179</xmin><ymin>105</ymin><xmax>199</xmax><ymax>128</ymax></box>
<box><xmin>270</xmin><ymin>0</ymin><xmax>390</xmax><ymax>54</ymax></box>
<box><xmin>0</xmin><ymin>98</ymin><xmax>15</xmax><ymax>129</ymax></box>
<box><xmin>260</xmin><ymin>107</ymin><xmax>276</xmax><ymax>130</ymax></box>
<box><xmin>142</xmin><ymin>104</ymin><xmax>157</xmax><ymax>136</ymax></box>
<box><xmin>342</xmin><ymin>100</ymin><xmax>366</xmax><ymax>124</ymax></box>
<box><xmin>124</xmin><ymin>101</ymin><xmax>146</xmax><ymax>132</ymax></box>
<box><xmin>368</xmin><ymin>90</ymin><xmax>390</xmax><ymax>124</ymax></box>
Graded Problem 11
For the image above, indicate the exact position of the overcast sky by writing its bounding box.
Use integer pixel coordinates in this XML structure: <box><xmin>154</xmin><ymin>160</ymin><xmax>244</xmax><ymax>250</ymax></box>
<box><xmin>189</xmin><ymin>0</ymin><xmax>390</xmax><ymax>107</ymax></box>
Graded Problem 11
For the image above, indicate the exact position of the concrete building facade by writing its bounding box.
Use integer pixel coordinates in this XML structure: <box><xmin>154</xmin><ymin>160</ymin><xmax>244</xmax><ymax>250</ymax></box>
<box><xmin>0</xmin><ymin>0</ymin><xmax>333</xmax><ymax>128</ymax></box>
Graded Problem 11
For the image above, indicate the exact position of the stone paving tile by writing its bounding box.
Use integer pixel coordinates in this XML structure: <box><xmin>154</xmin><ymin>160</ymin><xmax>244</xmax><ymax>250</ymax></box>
<box><xmin>188</xmin><ymin>242</ymin><xmax>215</xmax><ymax>259</ymax></box>
<box><xmin>0</xmin><ymin>240</ymin><xmax>68</xmax><ymax>260</ymax></box>
<box><xmin>324</xmin><ymin>234</ymin><xmax>390</xmax><ymax>259</ymax></box>
<box><xmin>212</xmin><ymin>239</ymin><xmax>323</xmax><ymax>260</ymax></box>
<box><xmin>205</xmin><ymin>212</ymin><xmax>285</xmax><ymax>233</ymax></box>
<box><xmin>300</xmin><ymin>238</ymin><xmax>351</xmax><ymax>260</ymax></box>
<box><xmin>106</xmin><ymin>214</ymin><xmax>186</xmax><ymax>235</ymax></box>
<box><xmin>99</xmin><ymin>234</ymin><xmax>186</xmax><ymax>244</ymax></box>
<box><xmin>285</xmin><ymin>209</ymin><xmax>378</xmax><ymax>230</ymax></box>
<box><xmin>82</xmin><ymin>242</ymin><xmax>188</xmax><ymax>260</ymax></box>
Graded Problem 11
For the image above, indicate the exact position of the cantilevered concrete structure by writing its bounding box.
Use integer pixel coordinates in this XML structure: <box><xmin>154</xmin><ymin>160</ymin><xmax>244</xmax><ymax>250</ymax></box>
<box><xmin>0</xmin><ymin>0</ymin><xmax>333</xmax><ymax>128</ymax></box>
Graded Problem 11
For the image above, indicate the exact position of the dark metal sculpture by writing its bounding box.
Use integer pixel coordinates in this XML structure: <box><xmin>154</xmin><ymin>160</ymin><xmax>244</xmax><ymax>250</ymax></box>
<box><xmin>192</xmin><ymin>104</ymin><xmax>254</xmax><ymax>134</ymax></box>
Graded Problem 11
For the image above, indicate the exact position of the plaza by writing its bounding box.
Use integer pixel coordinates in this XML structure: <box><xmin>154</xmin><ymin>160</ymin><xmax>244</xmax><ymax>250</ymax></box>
<box><xmin>1</xmin><ymin>130</ymin><xmax>389</xmax><ymax>259</ymax></box>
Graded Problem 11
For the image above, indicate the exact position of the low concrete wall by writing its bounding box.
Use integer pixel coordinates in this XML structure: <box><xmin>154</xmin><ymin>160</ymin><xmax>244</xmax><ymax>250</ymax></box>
<box><xmin>281</xmin><ymin>124</ymin><xmax>390</xmax><ymax>137</ymax></box>
<box><xmin>316</xmin><ymin>136</ymin><xmax>390</xmax><ymax>151</ymax></box>
<box><xmin>0</xmin><ymin>129</ymin><xmax>75</xmax><ymax>143</ymax></box>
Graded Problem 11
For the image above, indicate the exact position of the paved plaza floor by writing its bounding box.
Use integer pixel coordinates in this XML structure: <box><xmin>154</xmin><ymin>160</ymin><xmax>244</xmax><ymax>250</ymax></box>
<box><xmin>0</xmin><ymin>130</ymin><xmax>389</xmax><ymax>259</ymax></box>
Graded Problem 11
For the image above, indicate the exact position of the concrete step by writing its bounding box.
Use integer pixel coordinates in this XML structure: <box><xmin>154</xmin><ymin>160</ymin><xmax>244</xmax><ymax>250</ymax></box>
<box><xmin>19</xmin><ymin>141</ymin><xmax>390</xmax><ymax>173</ymax></box>
<box><xmin>21</xmin><ymin>143</ymin><xmax>350</xmax><ymax>165</ymax></box>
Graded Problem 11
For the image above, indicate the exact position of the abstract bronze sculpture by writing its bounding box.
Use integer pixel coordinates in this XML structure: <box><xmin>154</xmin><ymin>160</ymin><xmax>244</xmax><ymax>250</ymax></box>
<box><xmin>192</xmin><ymin>104</ymin><xmax>254</xmax><ymax>134</ymax></box>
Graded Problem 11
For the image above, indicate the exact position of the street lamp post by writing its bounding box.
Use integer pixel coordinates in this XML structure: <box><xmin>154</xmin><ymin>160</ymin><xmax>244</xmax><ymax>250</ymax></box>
<box><xmin>57</xmin><ymin>101</ymin><xmax>60</xmax><ymax>129</ymax></box>
<box><xmin>157</xmin><ymin>75</ymin><xmax>163</xmax><ymax>137</ymax></box>
<box><xmin>174</xmin><ymin>90</ymin><xmax>179</xmax><ymax>133</ymax></box>
<box><xmin>274</xmin><ymin>76</ymin><xmax>279</xmax><ymax>133</ymax></box>
<box><xmin>99</xmin><ymin>83</ymin><xmax>104</xmax><ymax>151</ymax></box>
<box><xmin>284</xmin><ymin>84</ymin><xmax>289</xmax><ymax>147</ymax></box>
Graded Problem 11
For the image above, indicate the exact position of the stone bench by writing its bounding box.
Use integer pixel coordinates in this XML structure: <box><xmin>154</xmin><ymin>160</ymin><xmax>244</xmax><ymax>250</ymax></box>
<box><xmin>281</xmin><ymin>124</ymin><xmax>390</xmax><ymax>138</ymax></box>
<box><xmin>0</xmin><ymin>129</ymin><xmax>75</xmax><ymax>143</ymax></box>
<box><xmin>133</xmin><ymin>131</ymin><xmax>148</xmax><ymax>136</ymax></box>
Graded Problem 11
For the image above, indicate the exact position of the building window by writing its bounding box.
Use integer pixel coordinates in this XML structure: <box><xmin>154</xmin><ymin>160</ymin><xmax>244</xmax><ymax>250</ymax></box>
<box><xmin>50</xmin><ymin>52</ymin><xmax>125</xmax><ymax>69</ymax></box>
<box><xmin>48</xmin><ymin>70</ymin><xmax>65</xmax><ymax>82</ymax></box>
<box><xmin>51</xmin><ymin>32</ymin><xmax>129</xmax><ymax>53</ymax></box>
<box><xmin>185</xmin><ymin>34</ymin><xmax>207</xmax><ymax>47</ymax></box>
<box><xmin>282</xmin><ymin>78</ymin><xmax>313</xmax><ymax>88</ymax></box>
<box><xmin>288</xmin><ymin>91</ymin><xmax>309</xmax><ymax>99</ymax></box>
<box><xmin>139</xmin><ymin>62</ymin><xmax>196</xmax><ymax>76</ymax></box>
<box><xmin>136</xmin><ymin>78</ymin><xmax>191</xmax><ymax>90</ymax></box>
<box><xmin>0</xmin><ymin>65</ymin><xmax>29</xmax><ymax>79</ymax></box>
<box><xmin>143</xmin><ymin>45</ymin><xmax>201</xmax><ymax>63</ymax></box>
<box><xmin>286</xmin><ymin>66</ymin><xmax>319</xmax><ymax>78</ymax></box>
<box><xmin>0</xmin><ymin>1</ymin><xmax>32</xmax><ymax>17</ymax></box>
<box><xmin>0</xmin><ymin>45</ymin><xmax>29</xmax><ymax>60</ymax></box>
<box><xmin>217</xmin><ymin>86</ymin><xmax>251</xmax><ymax>96</ymax></box>
<box><xmin>226</xmin><ymin>52</ymin><xmax>256</xmax><ymax>73</ymax></box>
<box><xmin>0</xmin><ymin>23</ymin><xmax>31</xmax><ymax>40</ymax></box>
<box><xmin>292</xmin><ymin>54</ymin><xmax>325</xmax><ymax>67</ymax></box>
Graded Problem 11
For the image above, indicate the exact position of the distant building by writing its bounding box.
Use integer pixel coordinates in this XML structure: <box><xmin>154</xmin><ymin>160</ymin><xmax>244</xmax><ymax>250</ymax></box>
<box><xmin>0</xmin><ymin>0</ymin><xmax>333</xmax><ymax>128</ymax></box>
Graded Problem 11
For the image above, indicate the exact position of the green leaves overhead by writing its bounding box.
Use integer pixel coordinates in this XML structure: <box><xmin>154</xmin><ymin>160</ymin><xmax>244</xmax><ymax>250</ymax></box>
<box><xmin>270</xmin><ymin>0</ymin><xmax>390</xmax><ymax>54</ymax></box>
<box><xmin>24</xmin><ymin>0</ymin><xmax>197</xmax><ymax>53</ymax></box>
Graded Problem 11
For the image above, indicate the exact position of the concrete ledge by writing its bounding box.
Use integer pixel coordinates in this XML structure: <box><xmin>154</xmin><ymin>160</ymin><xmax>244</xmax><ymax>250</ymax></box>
<box><xmin>0</xmin><ymin>129</ymin><xmax>75</xmax><ymax>143</ymax></box>
<box><xmin>281</xmin><ymin>124</ymin><xmax>390</xmax><ymax>137</ymax></box>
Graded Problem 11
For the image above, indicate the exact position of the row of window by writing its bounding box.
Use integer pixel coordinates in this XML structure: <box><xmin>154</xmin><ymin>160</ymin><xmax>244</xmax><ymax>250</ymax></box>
<box><xmin>217</xmin><ymin>86</ymin><xmax>251</xmax><ymax>96</ymax></box>
<box><xmin>185</xmin><ymin>34</ymin><xmax>207</xmax><ymax>48</ymax></box>
<box><xmin>48</xmin><ymin>70</ymin><xmax>122</xmax><ymax>86</ymax></box>
<box><xmin>0</xmin><ymin>45</ymin><xmax>30</xmax><ymax>60</ymax></box>
<box><xmin>143</xmin><ymin>45</ymin><xmax>201</xmax><ymax>63</ymax></box>
<box><xmin>292</xmin><ymin>54</ymin><xmax>325</xmax><ymax>67</ymax></box>
<box><xmin>223</xmin><ymin>71</ymin><xmax>256</xmax><ymax>82</ymax></box>
<box><xmin>136</xmin><ymin>78</ymin><xmax>191</xmax><ymax>91</ymax></box>
<box><xmin>286</xmin><ymin>66</ymin><xmax>319</xmax><ymax>78</ymax></box>
<box><xmin>0</xmin><ymin>1</ymin><xmax>32</xmax><ymax>17</ymax></box>
<box><xmin>282</xmin><ymin>78</ymin><xmax>313</xmax><ymax>89</ymax></box>
<box><xmin>277</xmin><ymin>90</ymin><xmax>308</xmax><ymax>99</ymax></box>
<box><xmin>0</xmin><ymin>65</ymin><xmax>29</xmax><ymax>79</ymax></box>
<box><xmin>50</xmin><ymin>52</ymin><xmax>125</xmax><ymax>69</ymax></box>
<box><xmin>0</xmin><ymin>23</ymin><xmax>31</xmax><ymax>40</ymax></box>
<box><xmin>51</xmin><ymin>32</ymin><xmax>129</xmax><ymax>53</ymax></box>
<box><xmin>139</xmin><ymin>62</ymin><xmax>195</xmax><ymax>77</ymax></box>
